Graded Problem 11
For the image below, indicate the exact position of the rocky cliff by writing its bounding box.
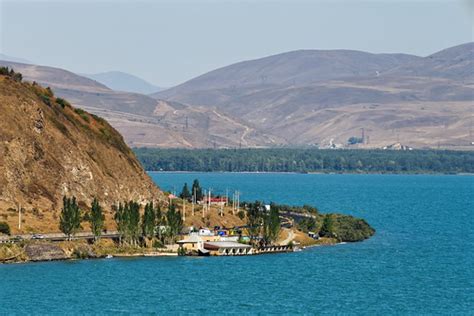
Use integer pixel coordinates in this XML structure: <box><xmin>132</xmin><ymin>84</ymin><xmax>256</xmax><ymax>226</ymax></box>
<box><xmin>0</xmin><ymin>70</ymin><xmax>163</xmax><ymax>233</ymax></box>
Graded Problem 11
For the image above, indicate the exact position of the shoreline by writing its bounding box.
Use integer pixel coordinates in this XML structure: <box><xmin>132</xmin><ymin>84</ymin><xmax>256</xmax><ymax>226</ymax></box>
<box><xmin>147</xmin><ymin>170</ymin><xmax>474</xmax><ymax>176</ymax></box>
<box><xmin>0</xmin><ymin>238</ymin><xmax>358</xmax><ymax>265</ymax></box>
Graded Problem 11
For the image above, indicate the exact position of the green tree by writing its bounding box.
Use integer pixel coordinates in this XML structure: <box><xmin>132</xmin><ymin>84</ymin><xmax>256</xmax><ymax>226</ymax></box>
<box><xmin>127</xmin><ymin>201</ymin><xmax>141</xmax><ymax>246</ymax></box>
<box><xmin>319</xmin><ymin>214</ymin><xmax>335</xmax><ymax>238</ymax></box>
<box><xmin>142</xmin><ymin>201</ymin><xmax>156</xmax><ymax>241</ymax></box>
<box><xmin>0</xmin><ymin>222</ymin><xmax>11</xmax><ymax>235</ymax></box>
<box><xmin>89</xmin><ymin>198</ymin><xmax>104</xmax><ymax>241</ymax></box>
<box><xmin>114</xmin><ymin>202</ymin><xmax>126</xmax><ymax>244</ymax></box>
<box><xmin>59</xmin><ymin>196</ymin><xmax>82</xmax><ymax>240</ymax></box>
<box><xmin>263</xmin><ymin>206</ymin><xmax>280</xmax><ymax>245</ymax></box>
<box><xmin>246</xmin><ymin>201</ymin><xmax>264</xmax><ymax>244</ymax></box>
<box><xmin>179</xmin><ymin>183</ymin><xmax>192</xmax><ymax>200</ymax></box>
<box><xmin>165</xmin><ymin>202</ymin><xmax>183</xmax><ymax>244</ymax></box>
<box><xmin>191</xmin><ymin>179</ymin><xmax>203</xmax><ymax>201</ymax></box>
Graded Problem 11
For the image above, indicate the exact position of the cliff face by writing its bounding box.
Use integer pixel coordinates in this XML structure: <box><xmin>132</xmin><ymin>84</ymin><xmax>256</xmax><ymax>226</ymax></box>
<box><xmin>0</xmin><ymin>73</ymin><xmax>163</xmax><ymax>232</ymax></box>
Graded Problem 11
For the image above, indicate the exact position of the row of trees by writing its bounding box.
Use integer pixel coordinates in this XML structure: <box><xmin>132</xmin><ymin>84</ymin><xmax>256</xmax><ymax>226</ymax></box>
<box><xmin>59</xmin><ymin>196</ymin><xmax>183</xmax><ymax>245</ymax></box>
<box><xmin>134</xmin><ymin>148</ymin><xmax>474</xmax><ymax>174</ymax></box>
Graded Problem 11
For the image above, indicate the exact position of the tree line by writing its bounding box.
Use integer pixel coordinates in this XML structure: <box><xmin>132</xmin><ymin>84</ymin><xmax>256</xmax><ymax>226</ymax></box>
<box><xmin>134</xmin><ymin>148</ymin><xmax>474</xmax><ymax>174</ymax></box>
<box><xmin>59</xmin><ymin>196</ymin><xmax>183</xmax><ymax>246</ymax></box>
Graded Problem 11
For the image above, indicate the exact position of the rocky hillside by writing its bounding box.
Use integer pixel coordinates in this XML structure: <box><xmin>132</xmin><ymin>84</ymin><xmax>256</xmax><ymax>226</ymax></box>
<box><xmin>0</xmin><ymin>70</ymin><xmax>163</xmax><ymax>233</ymax></box>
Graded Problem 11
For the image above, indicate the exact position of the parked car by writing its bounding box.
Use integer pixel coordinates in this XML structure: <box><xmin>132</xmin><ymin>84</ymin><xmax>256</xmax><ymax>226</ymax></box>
<box><xmin>32</xmin><ymin>234</ymin><xmax>45</xmax><ymax>240</ymax></box>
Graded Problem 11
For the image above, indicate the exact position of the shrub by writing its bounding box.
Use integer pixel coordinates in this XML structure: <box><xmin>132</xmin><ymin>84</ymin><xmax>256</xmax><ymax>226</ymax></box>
<box><xmin>152</xmin><ymin>239</ymin><xmax>165</xmax><ymax>248</ymax></box>
<box><xmin>40</xmin><ymin>95</ymin><xmax>52</xmax><ymax>106</ymax></box>
<box><xmin>74</xmin><ymin>108</ymin><xmax>90</xmax><ymax>123</ymax></box>
<box><xmin>45</xmin><ymin>87</ymin><xmax>54</xmax><ymax>97</ymax></box>
<box><xmin>0</xmin><ymin>67</ymin><xmax>22</xmax><ymax>82</ymax></box>
<box><xmin>55</xmin><ymin>97</ymin><xmax>70</xmax><ymax>109</ymax></box>
<box><xmin>237</xmin><ymin>210</ymin><xmax>245</xmax><ymax>220</ymax></box>
<box><xmin>0</xmin><ymin>222</ymin><xmax>11</xmax><ymax>235</ymax></box>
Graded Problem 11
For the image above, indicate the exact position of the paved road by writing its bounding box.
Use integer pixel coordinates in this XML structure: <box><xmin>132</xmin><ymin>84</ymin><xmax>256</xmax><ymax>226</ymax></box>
<box><xmin>0</xmin><ymin>231</ymin><xmax>120</xmax><ymax>243</ymax></box>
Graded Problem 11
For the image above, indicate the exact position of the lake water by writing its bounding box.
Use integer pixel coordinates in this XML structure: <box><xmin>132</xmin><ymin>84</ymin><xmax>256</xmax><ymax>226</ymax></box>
<box><xmin>1</xmin><ymin>173</ymin><xmax>473</xmax><ymax>314</ymax></box>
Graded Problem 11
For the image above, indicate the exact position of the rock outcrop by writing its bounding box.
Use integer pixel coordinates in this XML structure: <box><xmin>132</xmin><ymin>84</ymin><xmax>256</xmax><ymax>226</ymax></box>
<box><xmin>0</xmin><ymin>71</ymin><xmax>163</xmax><ymax>233</ymax></box>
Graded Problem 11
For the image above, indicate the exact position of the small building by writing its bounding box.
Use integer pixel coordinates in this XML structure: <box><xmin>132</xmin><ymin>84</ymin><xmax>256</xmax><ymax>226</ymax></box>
<box><xmin>204</xmin><ymin>241</ymin><xmax>253</xmax><ymax>256</ymax></box>
<box><xmin>177</xmin><ymin>234</ymin><xmax>203</xmax><ymax>252</ymax></box>
<box><xmin>202</xmin><ymin>197</ymin><xmax>228</xmax><ymax>206</ymax></box>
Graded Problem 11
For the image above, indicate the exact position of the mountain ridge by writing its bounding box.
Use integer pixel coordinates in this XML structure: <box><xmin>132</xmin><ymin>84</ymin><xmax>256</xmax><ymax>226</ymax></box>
<box><xmin>83</xmin><ymin>71</ymin><xmax>163</xmax><ymax>94</ymax></box>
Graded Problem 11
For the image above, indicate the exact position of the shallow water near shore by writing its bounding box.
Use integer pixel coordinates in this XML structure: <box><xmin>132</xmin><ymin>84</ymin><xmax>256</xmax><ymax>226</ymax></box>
<box><xmin>1</xmin><ymin>173</ymin><xmax>473</xmax><ymax>314</ymax></box>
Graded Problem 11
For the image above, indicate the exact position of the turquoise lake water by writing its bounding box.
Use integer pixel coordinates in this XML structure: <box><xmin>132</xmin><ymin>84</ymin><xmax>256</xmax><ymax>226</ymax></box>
<box><xmin>1</xmin><ymin>173</ymin><xmax>473</xmax><ymax>314</ymax></box>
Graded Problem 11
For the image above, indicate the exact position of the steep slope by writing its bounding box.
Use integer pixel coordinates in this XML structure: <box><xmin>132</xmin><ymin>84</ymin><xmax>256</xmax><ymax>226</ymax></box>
<box><xmin>0</xmin><ymin>71</ymin><xmax>163</xmax><ymax>233</ymax></box>
<box><xmin>154</xmin><ymin>43</ymin><xmax>474</xmax><ymax>149</ymax></box>
<box><xmin>83</xmin><ymin>71</ymin><xmax>163</xmax><ymax>94</ymax></box>
<box><xmin>0</xmin><ymin>61</ymin><xmax>275</xmax><ymax>148</ymax></box>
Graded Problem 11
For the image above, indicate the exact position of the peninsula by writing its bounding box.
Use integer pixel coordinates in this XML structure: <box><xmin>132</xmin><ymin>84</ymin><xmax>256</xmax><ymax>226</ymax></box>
<box><xmin>0</xmin><ymin>68</ymin><xmax>374</xmax><ymax>263</ymax></box>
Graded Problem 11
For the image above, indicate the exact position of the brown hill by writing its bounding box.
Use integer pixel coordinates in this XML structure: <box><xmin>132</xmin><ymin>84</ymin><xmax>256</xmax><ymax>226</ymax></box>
<box><xmin>0</xmin><ymin>70</ymin><xmax>163</xmax><ymax>233</ymax></box>
<box><xmin>0</xmin><ymin>61</ymin><xmax>277</xmax><ymax>148</ymax></box>
<box><xmin>154</xmin><ymin>43</ymin><xmax>474</xmax><ymax>149</ymax></box>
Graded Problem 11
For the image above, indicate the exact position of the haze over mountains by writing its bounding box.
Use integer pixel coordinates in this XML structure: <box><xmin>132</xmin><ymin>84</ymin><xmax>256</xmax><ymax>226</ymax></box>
<box><xmin>83</xmin><ymin>71</ymin><xmax>163</xmax><ymax>94</ymax></box>
<box><xmin>1</xmin><ymin>42</ymin><xmax>473</xmax><ymax>149</ymax></box>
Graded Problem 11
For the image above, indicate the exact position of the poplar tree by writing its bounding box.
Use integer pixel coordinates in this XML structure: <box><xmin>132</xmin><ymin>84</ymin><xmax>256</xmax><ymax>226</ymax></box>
<box><xmin>191</xmin><ymin>179</ymin><xmax>203</xmax><ymax>201</ymax></box>
<box><xmin>246</xmin><ymin>201</ymin><xmax>264</xmax><ymax>244</ymax></box>
<box><xmin>142</xmin><ymin>201</ymin><xmax>156</xmax><ymax>241</ymax></box>
<box><xmin>89</xmin><ymin>197</ymin><xmax>104</xmax><ymax>241</ymax></box>
<box><xmin>59</xmin><ymin>196</ymin><xmax>82</xmax><ymax>240</ymax></box>
<box><xmin>263</xmin><ymin>207</ymin><xmax>280</xmax><ymax>245</ymax></box>
<box><xmin>127</xmin><ymin>201</ymin><xmax>141</xmax><ymax>246</ymax></box>
<box><xmin>165</xmin><ymin>203</ymin><xmax>183</xmax><ymax>243</ymax></box>
<box><xmin>179</xmin><ymin>183</ymin><xmax>192</xmax><ymax>200</ymax></box>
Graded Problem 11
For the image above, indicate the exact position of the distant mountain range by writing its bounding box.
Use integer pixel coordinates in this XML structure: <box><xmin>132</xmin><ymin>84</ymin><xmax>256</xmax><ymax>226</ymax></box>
<box><xmin>154</xmin><ymin>42</ymin><xmax>474</xmax><ymax>149</ymax></box>
<box><xmin>0</xmin><ymin>53</ymin><xmax>31</xmax><ymax>64</ymax></box>
<box><xmin>0</xmin><ymin>60</ymin><xmax>273</xmax><ymax>148</ymax></box>
<box><xmin>1</xmin><ymin>42</ymin><xmax>473</xmax><ymax>149</ymax></box>
<box><xmin>83</xmin><ymin>71</ymin><xmax>164</xmax><ymax>94</ymax></box>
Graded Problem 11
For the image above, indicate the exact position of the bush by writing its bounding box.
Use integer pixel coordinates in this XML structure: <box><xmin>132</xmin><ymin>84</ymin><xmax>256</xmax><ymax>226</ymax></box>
<box><xmin>74</xmin><ymin>108</ymin><xmax>90</xmax><ymax>123</ymax></box>
<box><xmin>0</xmin><ymin>67</ymin><xmax>22</xmax><ymax>82</ymax></box>
<box><xmin>152</xmin><ymin>239</ymin><xmax>165</xmax><ymax>249</ymax></box>
<box><xmin>55</xmin><ymin>97</ymin><xmax>70</xmax><ymax>109</ymax></box>
<box><xmin>0</xmin><ymin>222</ymin><xmax>11</xmax><ymax>235</ymax></box>
<box><xmin>237</xmin><ymin>210</ymin><xmax>245</xmax><ymax>220</ymax></box>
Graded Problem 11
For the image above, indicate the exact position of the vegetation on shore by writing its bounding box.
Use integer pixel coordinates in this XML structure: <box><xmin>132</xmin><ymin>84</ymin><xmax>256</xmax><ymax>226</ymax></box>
<box><xmin>269</xmin><ymin>203</ymin><xmax>375</xmax><ymax>242</ymax></box>
<box><xmin>134</xmin><ymin>148</ymin><xmax>474</xmax><ymax>174</ymax></box>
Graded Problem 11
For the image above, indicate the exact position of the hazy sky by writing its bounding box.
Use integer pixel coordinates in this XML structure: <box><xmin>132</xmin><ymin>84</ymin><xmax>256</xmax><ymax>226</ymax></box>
<box><xmin>1</xmin><ymin>0</ymin><xmax>473</xmax><ymax>87</ymax></box>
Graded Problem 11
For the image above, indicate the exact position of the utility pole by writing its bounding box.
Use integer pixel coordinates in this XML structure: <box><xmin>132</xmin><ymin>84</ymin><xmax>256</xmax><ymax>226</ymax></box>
<box><xmin>182</xmin><ymin>197</ymin><xmax>186</xmax><ymax>222</ymax></box>
<box><xmin>232</xmin><ymin>192</ymin><xmax>235</xmax><ymax>215</ymax></box>
<box><xmin>225</xmin><ymin>188</ymin><xmax>228</xmax><ymax>207</ymax></box>
<box><xmin>18</xmin><ymin>203</ymin><xmax>21</xmax><ymax>230</ymax></box>
<box><xmin>192</xmin><ymin>187</ymin><xmax>195</xmax><ymax>216</ymax></box>
<box><xmin>236</xmin><ymin>191</ymin><xmax>240</xmax><ymax>213</ymax></box>
<box><xmin>202</xmin><ymin>189</ymin><xmax>206</xmax><ymax>218</ymax></box>
<box><xmin>208</xmin><ymin>189</ymin><xmax>211</xmax><ymax>216</ymax></box>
